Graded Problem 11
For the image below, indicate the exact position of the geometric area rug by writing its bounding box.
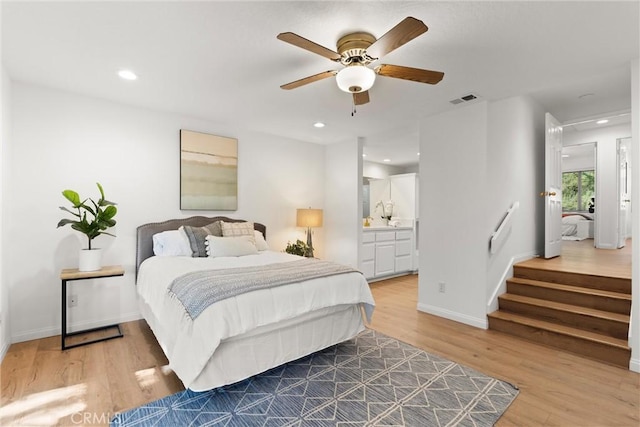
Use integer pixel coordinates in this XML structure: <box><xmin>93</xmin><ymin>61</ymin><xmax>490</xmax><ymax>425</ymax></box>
<box><xmin>111</xmin><ymin>329</ymin><xmax>518</xmax><ymax>427</ymax></box>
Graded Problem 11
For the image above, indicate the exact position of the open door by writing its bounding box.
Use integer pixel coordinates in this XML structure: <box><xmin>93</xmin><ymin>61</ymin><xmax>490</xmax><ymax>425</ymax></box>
<box><xmin>543</xmin><ymin>113</ymin><xmax>563</xmax><ymax>258</ymax></box>
<box><xmin>617</xmin><ymin>138</ymin><xmax>630</xmax><ymax>248</ymax></box>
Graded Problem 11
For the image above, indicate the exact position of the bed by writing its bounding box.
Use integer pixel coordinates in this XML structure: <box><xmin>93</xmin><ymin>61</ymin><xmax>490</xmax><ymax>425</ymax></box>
<box><xmin>135</xmin><ymin>216</ymin><xmax>375</xmax><ymax>391</ymax></box>
<box><xmin>562</xmin><ymin>213</ymin><xmax>593</xmax><ymax>240</ymax></box>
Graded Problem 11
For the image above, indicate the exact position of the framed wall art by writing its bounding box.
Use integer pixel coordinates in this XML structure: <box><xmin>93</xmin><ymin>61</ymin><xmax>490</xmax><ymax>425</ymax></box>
<box><xmin>180</xmin><ymin>129</ymin><xmax>238</xmax><ymax>210</ymax></box>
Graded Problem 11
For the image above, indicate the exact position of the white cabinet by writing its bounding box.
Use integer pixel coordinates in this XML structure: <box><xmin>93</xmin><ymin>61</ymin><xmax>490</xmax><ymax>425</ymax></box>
<box><xmin>394</xmin><ymin>230</ymin><xmax>413</xmax><ymax>272</ymax></box>
<box><xmin>375</xmin><ymin>242</ymin><xmax>396</xmax><ymax>276</ymax></box>
<box><xmin>361</xmin><ymin>232</ymin><xmax>375</xmax><ymax>278</ymax></box>
<box><xmin>361</xmin><ymin>228</ymin><xmax>415</xmax><ymax>280</ymax></box>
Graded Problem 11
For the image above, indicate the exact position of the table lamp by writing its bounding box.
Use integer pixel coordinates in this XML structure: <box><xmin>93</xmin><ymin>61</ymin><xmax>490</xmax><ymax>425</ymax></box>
<box><xmin>296</xmin><ymin>208</ymin><xmax>323</xmax><ymax>257</ymax></box>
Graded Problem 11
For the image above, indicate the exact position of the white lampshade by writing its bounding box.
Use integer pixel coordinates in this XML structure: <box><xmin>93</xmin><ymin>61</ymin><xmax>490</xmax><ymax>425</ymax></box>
<box><xmin>336</xmin><ymin>65</ymin><xmax>376</xmax><ymax>93</ymax></box>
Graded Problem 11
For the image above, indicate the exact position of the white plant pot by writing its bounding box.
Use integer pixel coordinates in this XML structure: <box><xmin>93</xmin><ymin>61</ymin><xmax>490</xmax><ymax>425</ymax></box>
<box><xmin>79</xmin><ymin>248</ymin><xmax>102</xmax><ymax>272</ymax></box>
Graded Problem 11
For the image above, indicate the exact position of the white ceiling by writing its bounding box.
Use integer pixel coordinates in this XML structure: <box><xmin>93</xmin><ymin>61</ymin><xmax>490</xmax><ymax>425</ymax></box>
<box><xmin>563</xmin><ymin>143</ymin><xmax>595</xmax><ymax>164</ymax></box>
<box><xmin>2</xmin><ymin>1</ymin><xmax>638</xmax><ymax>166</ymax></box>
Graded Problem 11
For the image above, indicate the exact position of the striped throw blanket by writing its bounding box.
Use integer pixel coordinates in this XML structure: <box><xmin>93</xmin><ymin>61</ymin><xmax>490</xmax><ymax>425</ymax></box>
<box><xmin>168</xmin><ymin>258</ymin><xmax>361</xmax><ymax>320</ymax></box>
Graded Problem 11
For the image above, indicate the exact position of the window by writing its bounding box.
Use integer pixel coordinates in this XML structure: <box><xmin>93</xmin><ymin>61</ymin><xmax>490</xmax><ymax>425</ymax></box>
<box><xmin>562</xmin><ymin>170</ymin><xmax>595</xmax><ymax>211</ymax></box>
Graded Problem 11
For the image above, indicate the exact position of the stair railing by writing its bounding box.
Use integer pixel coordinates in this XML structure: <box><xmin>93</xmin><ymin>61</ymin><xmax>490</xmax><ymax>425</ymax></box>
<box><xmin>490</xmin><ymin>201</ymin><xmax>519</xmax><ymax>254</ymax></box>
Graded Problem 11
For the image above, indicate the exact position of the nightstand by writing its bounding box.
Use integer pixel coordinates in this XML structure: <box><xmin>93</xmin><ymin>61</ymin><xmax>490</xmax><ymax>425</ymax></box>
<box><xmin>60</xmin><ymin>265</ymin><xmax>124</xmax><ymax>350</ymax></box>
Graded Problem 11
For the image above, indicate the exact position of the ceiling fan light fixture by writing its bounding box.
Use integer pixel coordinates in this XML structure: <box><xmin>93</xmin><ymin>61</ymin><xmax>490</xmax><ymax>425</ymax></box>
<box><xmin>336</xmin><ymin>65</ymin><xmax>375</xmax><ymax>93</ymax></box>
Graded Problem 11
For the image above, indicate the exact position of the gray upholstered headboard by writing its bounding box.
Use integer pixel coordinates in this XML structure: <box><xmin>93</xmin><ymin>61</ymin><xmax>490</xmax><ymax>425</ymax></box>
<box><xmin>135</xmin><ymin>216</ymin><xmax>266</xmax><ymax>278</ymax></box>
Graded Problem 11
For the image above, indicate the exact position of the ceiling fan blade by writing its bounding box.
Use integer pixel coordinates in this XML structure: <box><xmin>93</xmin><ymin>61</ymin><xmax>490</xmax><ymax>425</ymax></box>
<box><xmin>366</xmin><ymin>17</ymin><xmax>428</xmax><ymax>60</ymax></box>
<box><xmin>280</xmin><ymin>70</ymin><xmax>338</xmax><ymax>90</ymax></box>
<box><xmin>353</xmin><ymin>91</ymin><xmax>370</xmax><ymax>105</ymax></box>
<box><xmin>277</xmin><ymin>32</ymin><xmax>341</xmax><ymax>61</ymax></box>
<box><xmin>376</xmin><ymin>64</ymin><xmax>444</xmax><ymax>84</ymax></box>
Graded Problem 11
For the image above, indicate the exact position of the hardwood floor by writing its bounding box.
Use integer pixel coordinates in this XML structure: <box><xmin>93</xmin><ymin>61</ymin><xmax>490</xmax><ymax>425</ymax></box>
<box><xmin>369</xmin><ymin>275</ymin><xmax>639</xmax><ymax>427</ymax></box>
<box><xmin>2</xmin><ymin>272</ymin><xmax>639</xmax><ymax>426</ymax></box>
<box><xmin>518</xmin><ymin>238</ymin><xmax>631</xmax><ymax>280</ymax></box>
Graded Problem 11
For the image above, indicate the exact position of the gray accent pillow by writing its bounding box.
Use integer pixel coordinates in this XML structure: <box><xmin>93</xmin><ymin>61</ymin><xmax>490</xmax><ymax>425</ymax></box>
<box><xmin>181</xmin><ymin>221</ymin><xmax>223</xmax><ymax>257</ymax></box>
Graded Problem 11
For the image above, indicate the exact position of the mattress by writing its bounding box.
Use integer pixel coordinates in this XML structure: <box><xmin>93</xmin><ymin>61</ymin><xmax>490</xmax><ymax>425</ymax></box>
<box><xmin>137</xmin><ymin>251</ymin><xmax>375</xmax><ymax>390</ymax></box>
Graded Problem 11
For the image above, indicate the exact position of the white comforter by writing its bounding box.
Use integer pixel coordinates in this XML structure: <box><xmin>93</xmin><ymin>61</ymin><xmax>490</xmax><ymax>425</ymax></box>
<box><xmin>137</xmin><ymin>251</ymin><xmax>375</xmax><ymax>388</ymax></box>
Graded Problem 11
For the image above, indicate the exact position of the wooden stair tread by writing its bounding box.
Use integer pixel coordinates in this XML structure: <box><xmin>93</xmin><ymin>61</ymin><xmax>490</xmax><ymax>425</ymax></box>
<box><xmin>488</xmin><ymin>311</ymin><xmax>630</xmax><ymax>350</ymax></box>
<box><xmin>508</xmin><ymin>277</ymin><xmax>631</xmax><ymax>300</ymax></box>
<box><xmin>498</xmin><ymin>293</ymin><xmax>630</xmax><ymax>323</ymax></box>
<box><xmin>514</xmin><ymin>264</ymin><xmax>630</xmax><ymax>280</ymax></box>
<box><xmin>513</xmin><ymin>265</ymin><xmax>631</xmax><ymax>294</ymax></box>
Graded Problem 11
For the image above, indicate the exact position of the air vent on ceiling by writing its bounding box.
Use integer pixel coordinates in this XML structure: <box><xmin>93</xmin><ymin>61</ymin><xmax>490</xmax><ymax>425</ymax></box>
<box><xmin>450</xmin><ymin>93</ymin><xmax>479</xmax><ymax>105</ymax></box>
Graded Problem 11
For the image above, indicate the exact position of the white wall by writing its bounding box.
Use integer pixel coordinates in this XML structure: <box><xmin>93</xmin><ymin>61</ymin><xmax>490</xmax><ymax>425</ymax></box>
<box><xmin>564</xmin><ymin>123</ymin><xmax>631</xmax><ymax>249</ymax></box>
<box><xmin>8</xmin><ymin>82</ymin><xmax>325</xmax><ymax>343</ymax></box>
<box><xmin>362</xmin><ymin>161</ymin><xmax>406</xmax><ymax>179</ymax></box>
<box><xmin>0</xmin><ymin>62</ymin><xmax>12</xmax><ymax>358</ymax></box>
<box><xmin>324</xmin><ymin>138</ymin><xmax>362</xmax><ymax>268</ymax></box>
<box><xmin>399</xmin><ymin>164</ymin><xmax>419</xmax><ymax>175</ymax></box>
<box><xmin>630</xmin><ymin>58</ymin><xmax>639</xmax><ymax>373</ymax></box>
<box><xmin>486</xmin><ymin>95</ymin><xmax>545</xmax><ymax>312</ymax></box>
<box><xmin>418</xmin><ymin>96</ymin><xmax>544</xmax><ymax>328</ymax></box>
<box><xmin>562</xmin><ymin>145</ymin><xmax>595</xmax><ymax>172</ymax></box>
<box><xmin>418</xmin><ymin>102</ymin><xmax>489</xmax><ymax>328</ymax></box>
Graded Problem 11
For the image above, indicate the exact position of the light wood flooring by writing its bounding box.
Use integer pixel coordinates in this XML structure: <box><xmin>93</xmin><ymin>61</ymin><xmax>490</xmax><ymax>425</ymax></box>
<box><xmin>519</xmin><ymin>238</ymin><xmax>631</xmax><ymax>280</ymax></box>
<box><xmin>2</xmin><ymin>265</ymin><xmax>639</xmax><ymax>426</ymax></box>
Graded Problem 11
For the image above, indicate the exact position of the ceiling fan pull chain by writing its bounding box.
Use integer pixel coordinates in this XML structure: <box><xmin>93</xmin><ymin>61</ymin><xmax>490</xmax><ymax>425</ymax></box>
<box><xmin>351</xmin><ymin>99</ymin><xmax>356</xmax><ymax>116</ymax></box>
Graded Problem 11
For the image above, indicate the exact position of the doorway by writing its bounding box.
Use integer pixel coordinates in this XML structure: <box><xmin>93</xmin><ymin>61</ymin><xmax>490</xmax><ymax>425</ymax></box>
<box><xmin>561</xmin><ymin>142</ymin><xmax>597</xmax><ymax>244</ymax></box>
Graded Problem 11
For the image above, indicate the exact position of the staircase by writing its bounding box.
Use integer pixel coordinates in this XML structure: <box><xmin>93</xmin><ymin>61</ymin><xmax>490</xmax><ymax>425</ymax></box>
<box><xmin>488</xmin><ymin>263</ymin><xmax>631</xmax><ymax>368</ymax></box>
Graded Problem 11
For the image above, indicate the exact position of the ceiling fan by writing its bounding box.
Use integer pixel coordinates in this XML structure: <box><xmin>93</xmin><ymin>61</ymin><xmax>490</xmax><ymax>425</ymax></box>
<box><xmin>277</xmin><ymin>17</ymin><xmax>444</xmax><ymax>108</ymax></box>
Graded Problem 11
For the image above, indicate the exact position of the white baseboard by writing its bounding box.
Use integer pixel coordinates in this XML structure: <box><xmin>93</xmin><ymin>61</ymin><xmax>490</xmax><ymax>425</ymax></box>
<box><xmin>367</xmin><ymin>272</ymin><xmax>415</xmax><ymax>283</ymax></box>
<box><xmin>417</xmin><ymin>303</ymin><xmax>487</xmax><ymax>329</ymax></box>
<box><xmin>0</xmin><ymin>340</ymin><xmax>10</xmax><ymax>363</ymax></box>
<box><xmin>595</xmin><ymin>243</ymin><xmax>616</xmax><ymax>249</ymax></box>
<box><xmin>630</xmin><ymin>357</ymin><xmax>640</xmax><ymax>373</ymax></box>
<box><xmin>11</xmin><ymin>311</ymin><xmax>142</xmax><ymax>344</ymax></box>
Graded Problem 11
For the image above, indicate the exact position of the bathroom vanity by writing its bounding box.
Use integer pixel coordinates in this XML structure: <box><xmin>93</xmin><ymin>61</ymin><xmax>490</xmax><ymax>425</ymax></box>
<box><xmin>361</xmin><ymin>225</ymin><xmax>416</xmax><ymax>281</ymax></box>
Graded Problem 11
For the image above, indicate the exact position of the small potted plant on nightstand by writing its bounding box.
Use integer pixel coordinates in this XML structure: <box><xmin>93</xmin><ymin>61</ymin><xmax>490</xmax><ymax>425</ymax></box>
<box><xmin>285</xmin><ymin>239</ymin><xmax>309</xmax><ymax>257</ymax></box>
<box><xmin>57</xmin><ymin>182</ymin><xmax>117</xmax><ymax>272</ymax></box>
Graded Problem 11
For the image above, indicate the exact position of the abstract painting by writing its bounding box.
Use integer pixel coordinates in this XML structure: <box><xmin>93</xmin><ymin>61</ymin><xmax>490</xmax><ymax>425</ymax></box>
<box><xmin>180</xmin><ymin>129</ymin><xmax>238</xmax><ymax>210</ymax></box>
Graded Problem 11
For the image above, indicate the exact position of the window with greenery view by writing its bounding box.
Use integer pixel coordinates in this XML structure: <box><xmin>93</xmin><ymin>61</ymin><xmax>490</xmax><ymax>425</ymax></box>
<box><xmin>562</xmin><ymin>170</ymin><xmax>595</xmax><ymax>211</ymax></box>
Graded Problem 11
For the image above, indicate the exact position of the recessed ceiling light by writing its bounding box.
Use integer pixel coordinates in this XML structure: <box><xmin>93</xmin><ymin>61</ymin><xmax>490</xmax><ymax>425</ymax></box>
<box><xmin>118</xmin><ymin>70</ymin><xmax>137</xmax><ymax>80</ymax></box>
<box><xmin>383</xmin><ymin>159</ymin><xmax>391</xmax><ymax>162</ymax></box>
<box><xmin>562</xmin><ymin>154</ymin><xmax>570</xmax><ymax>158</ymax></box>
<box><xmin>417</xmin><ymin>152</ymin><xmax>420</xmax><ymax>156</ymax></box>
<box><xmin>596</xmin><ymin>119</ymin><xmax>609</xmax><ymax>125</ymax></box>
<box><xmin>362</xmin><ymin>153</ymin><xmax>367</xmax><ymax>157</ymax></box>
<box><xmin>313</xmin><ymin>122</ymin><xmax>325</xmax><ymax>128</ymax></box>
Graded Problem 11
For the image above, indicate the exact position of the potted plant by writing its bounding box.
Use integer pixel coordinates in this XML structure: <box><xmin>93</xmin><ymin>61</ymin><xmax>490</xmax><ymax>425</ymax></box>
<box><xmin>285</xmin><ymin>239</ymin><xmax>309</xmax><ymax>257</ymax></box>
<box><xmin>57</xmin><ymin>182</ymin><xmax>117</xmax><ymax>271</ymax></box>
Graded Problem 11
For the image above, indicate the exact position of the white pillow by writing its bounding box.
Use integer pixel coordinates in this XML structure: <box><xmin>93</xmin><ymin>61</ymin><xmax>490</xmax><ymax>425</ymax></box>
<box><xmin>206</xmin><ymin>235</ymin><xmax>258</xmax><ymax>257</ymax></box>
<box><xmin>152</xmin><ymin>229</ymin><xmax>192</xmax><ymax>256</ymax></box>
<box><xmin>254</xmin><ymin>230</ymin><xmax>269</xmax><ymax>251</ymax></box>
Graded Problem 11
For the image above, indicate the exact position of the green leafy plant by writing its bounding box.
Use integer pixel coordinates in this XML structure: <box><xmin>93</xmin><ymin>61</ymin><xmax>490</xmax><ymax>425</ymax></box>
<box><xmin>285</xmin><ymin>239</ymin><xmax>309</xmax><ymax>256</ymax></box>
<box><xmin>57</xmin><ymin>182</ymin><xmax>118</xmax><ymax>249</ymax></box>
